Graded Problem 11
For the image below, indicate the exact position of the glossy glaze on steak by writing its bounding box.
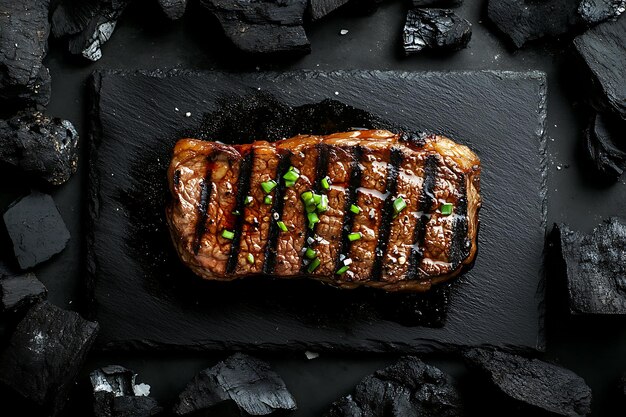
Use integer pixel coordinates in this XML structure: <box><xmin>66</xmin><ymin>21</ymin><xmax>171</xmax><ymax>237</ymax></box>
<box><xmin>167</xmin><ymin>130</ymin><xmax>481</xmax><ymax>292</ymax></box>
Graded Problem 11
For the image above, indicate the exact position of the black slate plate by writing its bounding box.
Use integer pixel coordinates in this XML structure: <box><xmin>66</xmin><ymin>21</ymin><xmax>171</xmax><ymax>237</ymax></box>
<box><xmin>88</xmin><ymin>70</ymin><xmax>547</xmax><ymax>352</ymax></box>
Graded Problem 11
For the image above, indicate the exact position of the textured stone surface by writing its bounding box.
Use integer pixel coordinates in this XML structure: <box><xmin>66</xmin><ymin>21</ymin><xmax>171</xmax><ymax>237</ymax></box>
<box><xmin>403</xmin><ymin>8</ymin><xmax>471</xmax><ymax>54</ymax></box>
<box><xmin>578</xmin><ymin>0</ymin><xmax>626</xmax><ymax>24</ymax></box>
<box><xmin>309</xmin><ymin>0</ymin><xmax>351</xmax><ymax>20</ymax></box>
<box><xmin>0</xmin><ymin>272</ymin><xmax>47</xmax><ymax>313</ymax></box>
<box><xmin>157</xmin><ymin>0</ymin><xmax>187</xmax><ymax>20</ymax></box>
<box><xmin>411</xmin><ymin>0</ymin><xmax>463</xmax><ymax>6</ymax></box>
<box><xmin>584</xmin><ymin>112</ymin><xmax>626</xmax><ymax>180</ymax></box>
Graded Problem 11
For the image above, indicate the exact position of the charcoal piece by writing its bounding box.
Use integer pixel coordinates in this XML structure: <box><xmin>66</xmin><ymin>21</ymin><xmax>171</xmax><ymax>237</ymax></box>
<box><xmin>403</xmin><ymin>8</ymin><xmax>472</xmax><ymax>54</ymax></box>
<box><xmin>158</xmin><ymin>0</ymin><xmax>188</xmax><ymax>20</ymax></box>
<box><xmin>0</xmin><ymin>301</ymin><xmax>99</xmax><ymax>416</ymax></box>
<box><xmin>464</xmin><ymin>349</ymin><xmax>592</xmax><ymax>417</ymax></box>
<box><xmin>0</xmin><ymin>272</ymin><xmax>47</xmax><ymax>313</ymax></box>
<box><xmin>51</xmin><ymin>0</ymin><xmax>128</xmax><ymax>61</ymax></box>
<box><xmin>555</xmin><ymin>218</ymin><xmax>626</xmax><ymax>315</ymax></box>
<box><xmin>574</xmin><ymin>15</ymin><xmax>626</xmax><ymax>120</ymax></box>
<box><xmin>3</xmin><ymin>191</ymin><xmax>71</xmax><ymax>270</ymax></box>
<box><xmin>578</xmin><ymin>0</ymin><xmax>626</xmax><ymax>24</ymax></box>
<box><xmin>324</xmin><ymin>356</ymin><xmax>464</xmax><ymax>417</ymax></box>
<box><xmin>173</xmin><ymin>353</ymin><xmax>297</xmax><ymax>416</ymax></box>
<box><xmin>309</xmin><ymin>0</ymin><xmax>351</xmax><ymax>20</ymax></box>
<box><xmin>199</xmin><ymin>0</ymin><xmax>310</xmax><ymax>54</ymax></box>
<box><xmin>487</xmin><ymin>0</ymin><xmax>583</xmax><ymax>48</ymax></box>
<box><xmin>584</xmin><ymin>112</ymin><xmax>626</xmax><ymax>180</ymax></box>
<box><xmin>411</xmin><ymin>0</ymin><xmax>463</xmax><ymax>6</ymax></box>
<box><xmin>0</xmin><ymin>111</ymin><xmax>79</xmax><ymax>185</ymax></box>
<box><xmin>0</xmin><ymin>0</ymin><xmax>51</xmax><ymax>111</ymax></box>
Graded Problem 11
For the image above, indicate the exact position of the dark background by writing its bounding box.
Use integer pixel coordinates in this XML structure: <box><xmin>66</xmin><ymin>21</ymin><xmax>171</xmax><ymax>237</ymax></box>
<box><xmin>2</xmin><ymin>0</ymin><xmax>626</xmax><ymax>415</ymax></box>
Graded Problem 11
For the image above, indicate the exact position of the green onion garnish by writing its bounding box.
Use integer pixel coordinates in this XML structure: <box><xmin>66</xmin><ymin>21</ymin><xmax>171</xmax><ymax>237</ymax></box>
<box><xmin>308</xmin><ymin>212</ymin><xmax>320</xmax><ymax>229</ymax></box>
<box><xmin>261</xmin><ymin>180</ymin><xmax>277</xmax><ymax>194</ymax></box>
<box><xmin>317</xmin><ymin>194</ymin><xmax>329</xmax><ymax>212</ymax></box>
<box><xmin>244</xmin><ymin>195</ymin><xmax>253</xmax><ymax>205</ymax></box>
<box><xmin>305</xmin><ymin>248</ymin><xmax>316</xmax><ymax>259</ymax></box>
<box><xmin>277</xmin><ymin>221</ymin><xmax>288</xmax><ymax>232</ymax></box>
<box><xmin>283</xmin><ymin>168</ymin><xmax>299</xmax><ymax>183</ymax></box>
<box><xmin>321</xmin><ymin>176</ymin><xmax>330</xmax><ymax>190</ymax></box>
<box><xmin>264</xmin><ymin>195</ymin><xmax>273</xmax><ymax>205</ymax></box>
<box><xmin>336</xmin><ymin>265</ymin><xmax>350</xmax><ymax>275</ymax></box>
<box><xmin>301</xmin><ymin>191</ymin><xmax>313</xmax><ymax>202</ymax></box>
<box><xmin>221</xmin><ymin>229</ymin><xmax>234</xmax><ymax>240</ymax></box>
<box><xmin>232</xmin><ymin>209</ymin><xmax>241</xmax><ymax>216</ymax></box>
<box><xmin>307</xmin><ymin>257</ymin><xmax>321</xmax><ymax>273</ymax></box>
<box><xmin>350</xmin><ymin>204</ymin><xmax>361</xmax><ymax>214</ymax></box>
<box><xmin>246</xmin><ymin>253</ymin><xmax>254</xmax><ymax>264</ymax></box>
<box><xmin>441</xmin><ymin>202</ymin><xmax>453</xmax><ymax>215</ymax></box>
<box><xmin>313</xmin><ymin>193</ymin><xmax>322</xmax><ymax>205</ymax></box>
<box><xmin>393</xmin><ymin>197</ymin><xmax>407</xmax><ymax>214</ymax></box>
<box><xmin>348</xmin><ymin>232</ymin><xmax>362</xmax><ymax>241</ymax></box>
<box><xmin>285</xmin><ymin>180</ymin><xmax>296</xmax><ymax>187</ymax></box>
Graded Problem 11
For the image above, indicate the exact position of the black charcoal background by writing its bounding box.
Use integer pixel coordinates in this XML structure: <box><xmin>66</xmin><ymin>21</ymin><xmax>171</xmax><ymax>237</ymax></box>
<box><xmin>1</xmin><ymin>0</ymin><xmax>625</xmax><ymax>415</ymax></box>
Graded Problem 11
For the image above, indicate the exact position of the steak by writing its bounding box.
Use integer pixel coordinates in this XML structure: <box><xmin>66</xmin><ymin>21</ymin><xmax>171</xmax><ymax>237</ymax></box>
<box><xmin>167</xmin><ymin>130</ymin><xmax>481</xmax><ymax>292</ymax></box>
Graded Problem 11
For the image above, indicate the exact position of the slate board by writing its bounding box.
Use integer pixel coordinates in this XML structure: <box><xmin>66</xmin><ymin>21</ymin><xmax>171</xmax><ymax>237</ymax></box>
<box><xmin>87</xmin><ymin>70</ymin><xmax>547</xmax><ymax>352</ymax></box>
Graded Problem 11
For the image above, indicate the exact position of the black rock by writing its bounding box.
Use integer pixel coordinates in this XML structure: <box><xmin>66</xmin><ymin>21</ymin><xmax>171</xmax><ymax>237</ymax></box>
<box><xmin>199</xmin><ymin>0</ymin><xmax>310</xmax><ymax>54</ymax></box>
<box><xmin>51</xmin><ymin>0</ymin><xmax>128</xmax><ymax>61</ymax></box>
<box><xmin>309</xmin><ymin>0</ymin><xmax>351</xmax><ymax>20</ymax></box>
<box><xmin>555</xmin><ymin>218</ymin><xmax>626</xmax><ymax>315</ymax></box>
<box><xmin>464</xmin><ymin>349</ymin><xmax>592</xmax><ymax>417</ymax></box>
<box><xmin>403</xmin><ymin>9</ymin><xmax>472</xmax><ymax>54</ymax></box>
<box><xmin>0</xmin><ymin>271</ymin><xmax>47</xmax><ymax>313</ymax></box>
<box><xmin>0</xmin><ymin>110</ymin><xmax>79</xmax><ymax>185</ymax></box>
<box><xmin>91</xmin><ymin>365</ymin><xmax>162</xmax><ymax>417</ymax></box>
<box><xmin>487</xmin><ymin>0</ymin><xmax>583</xmax><ymax>48</ymax></box>
<box><xmin>3</xmin><ymin>191</ymin><xmax>71</xmax><ymax>270</ymax></box>
<box><xmin>158</xmin><ymin>0</ymin><xmax>188</xmax><ymax>20</ymax></box>
<box><xmin>578</xmin><ymin>0</ymin><xmax>626</xmax><ymax>24</ymax></box>
<box><xmin>0</xmin><ymin>301</ymin><xmax>99</xmax><ymax>416</ymax></box>
<box><xmin>173</xmin><ymin>353</ymin><xmax>297</xmax><ymax>416</ymax></box>
<box><xmin>324</xmin><ymin>356</ymin><xmax>464</xmax><ymax>417</ymax></box>
<box><xmin>0</xmin><ymin>0</ymin><xmax>51</xmax><ymax>111</ymax></box>
<box><xmin>584</xmin><ymin>112</ymin><xmax>626</xmax><ymax>180</ymax></box>
<box><xmin>411</xmin><ymin>0</ymin><xmax>463</xmax><ymax>6</ymax></box>
<box><xmin>574</xmin><ymin>14</ymin><xmax>626</xmax><ymax>120</ymax></box>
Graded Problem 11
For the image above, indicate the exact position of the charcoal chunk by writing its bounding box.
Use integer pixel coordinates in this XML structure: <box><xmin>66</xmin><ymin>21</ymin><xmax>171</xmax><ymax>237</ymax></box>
<box><xmin>51</xmin><ymin>0</ymin><xmax>128</xmax><ymax>61</ymax></box>
<box><xmin>574</xmin><ymin>15</ymin><xmax>626</xmax><ymax>120</ymax></box>
<box><xmin>0</xmin><ymin>110</ymin><xmax>79</xmax><ymax>185</ymax></box>
<box><xmin>3</xmin><ymin>191</ymin><xmax>71</xmax><ymax>270</ymax></box>
<box><xmin>411</xmin><ymin>0</ymin><xmax>463</xmax><ymax>6</ymax></box>
<box><xmin>158</xmin><ymin>0</ymin><xmax>188</xmax><ymax>20</ymax></box>
<box><xmin>555</xmin><ymin>218</ymin><xmax>626</xmax><ymax>315</ymax></box>
<box><xmin>309</xmin><ymin>0</ymin><xmax>351</xmax><ymax>20</ymax></box>
<box><xmin>578</xmin><ymin>0</ymin><xmax>626</xmax><ymax>24</ymax></box>
<box><xmin>464</xmin><ymin>349</ymin><xmax>592</xmax><ymax>417</ymax></box>
<box><xmin>199</xmin><ymin>0</ymin><xmax>310</xmax><ymax>54</ymax></box>
<box><xmin>584</xmin><ymin>112</ymin><xmax>626</xmax><ymax>180</ymax></box>
<box><xmin>173</xmin><ymin>353</ymin><xmax>297</xmax><ymax>416</ymax></box>
<box><xmin>403</xmin><ymin>9</ymin><xmax>472</xmax><ymax>54</ymax></box>
<box><xmin>0</xmin><ymin>301</ymin><xmax>99</xmax><ymax>416</ymax></box>
<box><xmin>0</xmin><ymin>271</ymin><xmax>47</xmax><ymax>313</ymax></box>
<box><xmin>324</xmin><ymin>356</ymin><xmax>464</xmax><ymax>417</ymax></box>
<box><xmin>0</xmin><ymin>0</ymin><xmax>51</xmax><ymax>111</ymax></box>
<box><xmin>487</xmin><ymin>0</ymin><xmax>583</xmax><ymax>48</ymax></box>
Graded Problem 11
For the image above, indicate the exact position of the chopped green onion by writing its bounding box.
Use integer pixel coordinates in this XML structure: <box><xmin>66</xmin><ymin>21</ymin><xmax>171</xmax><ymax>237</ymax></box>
<box><xmin>264</xmin><ymin>195</ymin><xmax>273</xmax><ymax>205</ymax></box>
<box><xmin>317</xmin><ymin>194</ymin><xmax>329</xmax><ymax>212</ymax></box>
<box><xmin>350</xmin><ymin>204</ymin><xmax>361</xmax><ymax>214</ymax></box>
<box><xmin>285</xmin><ymin>180</ymin><xmax>296</xmax><ymax>187</ymax></box>
<box><xmin>283</xmin><ymin>169</ymin><xmax>300</xmax><ymax>182</ymax></box>
<box><xmin>221</xmin><ymin>229</ymin><xmax>234</xmax><ymax>240</ymax></box>
<box><xmin>321</xmin><ymin>176</ymin><xmax>330</xmax><ymax>190</ymax></box>
<box><xmin>336</xmin><ymin>265</ymin><xmax>350</xmax><ymax>275</ymax></box>
<box><xmin>261</xmin><ymin>180</ymin><xmax>277</xmax><ymax>194</ymax></box>
<box><xmin>393</xmin><ymin>197</ymin><xmax>407</xmax><ymax>214</ymax></box>
<box><xmin>313</xmin><ymin>193</ymin><xmax>322</xmax><ymax>205</ymax></box>
<box><xmin>348</xmin><ymin>232</ymin><xmax>362</xmax><ymax>241</ymax></box>
<box><xmin>244</xmin><ymin>195</ymin><xmax>253</xmax><ymax>205</ymax></box>
<box><xmin>301</xmin><ymin>191</ymin><xmax>313</xmax><ymax>202</ymax></box>
<box><xmin>307</xmin><ymin>257</ymin><xmax>321</xmax><ymax>273</ymax></box>
<box><xmin>305</xmin><ymin>202</ymin><xmax>317</xmax><ymax>213</ymax></box>
<box><xmin>305</xmin><ymin>248</ymin><xmax>316</xmax><ymax>259</ymax></box>
<box><xmin>246</xmin><ymin>253</ymin><xmax>254</xmax><ymax>264</ymax></box>
<box><xmin>277</xmin><ymin>221</ymin><xmax>288</xmax><ymax>232</ymax></box>
<box><xmin>308</xmin><ymin>212</ymin><xmax>320</xmax><ymax>229</ymax></box>
<box><xmin>441</xmin><ymin>202</ymin><xmax>453</xmax><ymax>215</ymax></box>
<box><xmin>232</xmin><ymin>209</ymin><xmax>241</xmax><ymax>216</ymax></box>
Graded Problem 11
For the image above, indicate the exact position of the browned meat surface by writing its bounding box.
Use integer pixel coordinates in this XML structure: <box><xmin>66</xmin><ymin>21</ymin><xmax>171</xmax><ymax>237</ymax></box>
<box><xmin>167</xmin><ymin>130</ymin><xmax>481</xmax><ymax>292</ymax></box>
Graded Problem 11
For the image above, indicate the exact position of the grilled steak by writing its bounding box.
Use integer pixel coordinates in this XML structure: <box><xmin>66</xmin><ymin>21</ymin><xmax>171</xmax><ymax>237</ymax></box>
<box><xmin>167</xmin><ymin>130</ymin><xmax>481</xmax><ymax>292</ymax></box>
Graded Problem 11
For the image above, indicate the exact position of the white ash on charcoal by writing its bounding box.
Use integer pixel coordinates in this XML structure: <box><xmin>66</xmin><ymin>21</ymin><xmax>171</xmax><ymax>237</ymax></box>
<box><xmin>51</xmin><ymin>0</ymin><xmax>128</xmax><ymax>61</ymax></box>
<box><xmin>403</xmin><ymin>9</ymin><xmax>472</xmax><ymax>54</ymax></box>
<box><xmin>578</xmin><ymin>0</ymin><xmax>626</xmax><ymax>24</ymax></box>
<box><xmin>554</xmin><ymin>218</ymin><xmax>626</xmax><ymax>315</ymax></box>
<box><xmin>3</xmin><ymin>191</ymin><xmax>71</xmax><ymax>270</ymax></box>
<box><xmin>324</xmin><ymin>356</ymin><xmax>465</xmax><ymax>417</ymax></box>
<box><xmin>0</xmin><ymin>0</ymin><xmax>52</xmax><ymax>111</ymax></box>
<box><xmin>158</xmin><ymin>0</ymin><xmax>188</xmax><ymax>20</ymax></box>
<box><xmin>0</xmin><ymin>111</ymin><xmax>79</xmax><ymax>186</ymax></box>
<box><xmin>464</xmin><ymin>348</ymin><xmax>592</xmax><ymax>417</ymax></box>
<box><xmin>0</xmin><ymin>302</ymin><xmax>99</xmax><ymax>416</ymax></box>
<box><xmin>173</xmin><ymin>353</ymin><xmax>297</xmax><ymax>416</ymax></box>
<box><xmin>584</xmin><ymin>112</ymin><xmax>626</xmax><ymax>181</ymax></box>
<box><xmin>199</xmin><ymin>0</ymin><xmax>310</xmax><ymax>54</ymax></box>
<box><xmin>0</xmin><ymin>264</ymin><xmax>47</xmax><ymax>313</ymax></box>
<box><xmin>90</xmin><ymin>365</ymin><xmax>162</xmax><ymax>417</ymax></box>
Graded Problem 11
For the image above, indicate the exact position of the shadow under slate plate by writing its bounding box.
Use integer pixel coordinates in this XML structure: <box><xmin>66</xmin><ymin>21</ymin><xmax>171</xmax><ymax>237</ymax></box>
<box><xmin>87</xmin><ymin>70</ymin><xmax>547</xmax><ymax>352</ymax></box>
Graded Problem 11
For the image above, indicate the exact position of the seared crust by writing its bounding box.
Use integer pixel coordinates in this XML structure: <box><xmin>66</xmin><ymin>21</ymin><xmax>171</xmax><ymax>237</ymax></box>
<box><xmin>167</xmin><ymin>130</ymin><xmax>481</xmax><ymax>292</ymax></box>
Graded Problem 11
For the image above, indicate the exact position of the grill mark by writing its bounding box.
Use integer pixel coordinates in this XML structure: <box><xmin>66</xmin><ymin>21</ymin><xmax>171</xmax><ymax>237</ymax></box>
<box><xmin>192</xmin><ymin>163</ymin><xmax>213</xmax><ymax>254</ymax></box>
<box><xmin>335</xmin><ymin>145</ymin><xmax>364</xmax><ymax>273</ymax></box>
<box><xmin>225</xmin><ymin>150</ymin><xmax>255</xmax><ymax>274</ymax></box>
<box><xmin>263</xmin><ymin>152</ymin><xmax>293</xmax><ymax>274</ymax></box>
<box><xmin>300</xmin><ymin>144</ymin><xmax>329</xmax><ymax>273</ymax></box>
<box><xmin>447</xmin><ymin>175</ymin><xmax>470</xmax><ymax>268</ymax></box>
<box><xmin>370</xmin><ymin>147</ymin><xmax>403</xmax><ymax>281</ymax></box>
<box><xmin>406</xmin><ymin>154</ymin><xmax>438</xmax><ymax>280</ymax></box>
